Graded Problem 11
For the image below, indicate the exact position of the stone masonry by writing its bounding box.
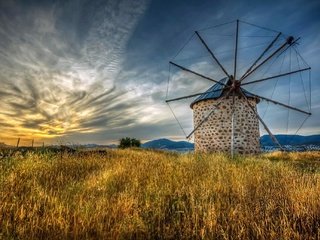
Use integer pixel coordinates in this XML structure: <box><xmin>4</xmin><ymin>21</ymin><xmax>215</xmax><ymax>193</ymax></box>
<box><xmin>192</xmin><ymin>96</ymin><xmax>260</xmax><ymax>154</ymax></box>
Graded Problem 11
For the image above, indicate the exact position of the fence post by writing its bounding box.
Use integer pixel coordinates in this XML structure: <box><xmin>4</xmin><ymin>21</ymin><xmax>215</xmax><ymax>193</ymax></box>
<box><xmin>31</xmin><ymin>139</ymin><xmax>34</xmax><ymax>148</ymax></box>
<box><xmin>42</xmin><ymin>142</ymin><xmax>44</xmax><ymax>148</ymax></box>
<box><xmin>16</xmin><ymin>138</ymin><xmax>20</xmax><ymax>148</ymax></box>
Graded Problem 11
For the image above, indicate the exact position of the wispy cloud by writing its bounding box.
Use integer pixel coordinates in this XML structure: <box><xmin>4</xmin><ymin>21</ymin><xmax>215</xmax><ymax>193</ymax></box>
<box><xmin>0</xmin><ymin>0</ymin><xmax>319</xmax><ymax>144</ymax></box>
<box><xmin>0</xmin><ymin>0</ymin><xmax>150</xmax><ymax>141</ymax></box>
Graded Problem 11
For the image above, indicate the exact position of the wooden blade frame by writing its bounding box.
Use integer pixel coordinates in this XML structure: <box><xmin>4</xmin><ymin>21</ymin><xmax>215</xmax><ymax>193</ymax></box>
<box><xmin>166</xmin><ymin>20</ymin><xmax>310</xmax><ymax>152</ymax></box>
<box><xmin>166</xmin><ymin>86</ymin><xmax>231</xmax><ymax>103</ymax></box>
<box><xmin>240</xmin><ymin>88</ymin><xmax>311</xmax><ymax>115</ymax></box>
<box><xmin>239</xmin><ymin>89</ymin><xmax>284</xmax><ymax>150</ymax></box>
<box><xmin>169</xmin><ymin>61</ymin><xmax>227</xmax><ymax>86</ymax></box>
<box><xmin>186</xmin><ymin>88</ymin><xmax>233</xmax><ymax>139</ymax></box>
<box><xmin>240</xmin><ymin>32</ymin><xmax>282</xmax><ymax>80</ymax></box>
<box><xmin>241</xmin><ymin>67</ymin><xmax>311</xmax><ymax>86</ymax></box>
<box><xmin>233</xmin><ymin>19</ymin><xmax>239</xmax><ymax>80</ymax></box>
<box><xmin>195</xmin><ymin>31</ymin><xmax>231</xmax><ymax>78</ymax></box>
<box><xmin>240</xmin><ymin>36</ymin><xmax>299</xmax><ymax>82</ymax></box>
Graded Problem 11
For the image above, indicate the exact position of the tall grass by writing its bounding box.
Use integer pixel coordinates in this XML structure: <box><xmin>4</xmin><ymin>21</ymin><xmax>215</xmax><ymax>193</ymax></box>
<box><xmin>0</xmin><ymin>149</ymin><xmax>320</xmax><ymax>239</ymax></box>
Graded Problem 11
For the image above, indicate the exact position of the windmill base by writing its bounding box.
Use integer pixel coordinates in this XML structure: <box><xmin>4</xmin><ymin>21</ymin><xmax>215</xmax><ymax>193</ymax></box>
<box><xmin>192</xmin><ymin>97</ymin><xmax>260</xmax><ymax>155</ymax></box>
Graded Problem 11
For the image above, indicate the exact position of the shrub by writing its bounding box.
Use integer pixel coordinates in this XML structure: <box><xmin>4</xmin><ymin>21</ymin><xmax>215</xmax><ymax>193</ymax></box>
<box><xmin>119</xmin><ymin>137</ymin><xmax>141</xmax><ymax>149</ymax></box>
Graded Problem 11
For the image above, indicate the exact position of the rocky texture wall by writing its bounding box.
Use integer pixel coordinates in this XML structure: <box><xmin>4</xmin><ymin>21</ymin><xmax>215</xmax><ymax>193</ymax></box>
<box><xmin>192</xmin><ymin>96</ymin><xmax>260</xmax><ymax>154</ymax></box>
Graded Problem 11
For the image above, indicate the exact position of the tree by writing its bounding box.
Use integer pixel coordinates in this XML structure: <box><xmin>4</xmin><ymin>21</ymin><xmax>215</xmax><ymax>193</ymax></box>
<box><xmin>119</xmin><ymin>137</ymin><xmax>141</xmax><ymax>149</ymax></box>
<box><xmin>131</xmin><ymin>138</ymin><xmax>141</xmax><ymax>148</ymax></box>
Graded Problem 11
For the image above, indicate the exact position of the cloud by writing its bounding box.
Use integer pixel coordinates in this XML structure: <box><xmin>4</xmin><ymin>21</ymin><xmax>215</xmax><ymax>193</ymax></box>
<box><xmin>0</xmin><ymin>0</ymin><xmax>150</xmax><ymax>141</ymax></box>
<box><xmin>0</xmin><ymin>0</ymin><xmax>319</xmax><ymax>144</ymax></box>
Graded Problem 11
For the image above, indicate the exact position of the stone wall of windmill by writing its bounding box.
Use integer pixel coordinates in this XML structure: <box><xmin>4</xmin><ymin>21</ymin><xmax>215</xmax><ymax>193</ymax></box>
<box><xmin>192</xmin><ymin>97</ymin><xmax>260</xmax><ymax>154</ymax></box>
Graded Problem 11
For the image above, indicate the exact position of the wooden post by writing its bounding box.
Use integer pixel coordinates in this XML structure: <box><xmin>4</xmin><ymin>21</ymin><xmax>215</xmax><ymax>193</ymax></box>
<box><xmin>231</xmin><ymin>92</ymin><xmax>236</xmax><ymax>158</ymax></box>
<box><xmin>16</xmin><ymin>138</ymin><xmax>20</xmax><ymax>148</ymax></box>
<box><xmin>31</xmin><ymin>139</ymin><xmax>34</xmax><ymax>148</ymax></box>
<box><xmin>42</xmin><ymin>142</ymin><xmax>44</xmax><ymax>148</ymax></box>
<box><xmin>231</xmin><ymin>111</ymin><xmax>235</xmax><ymax>158</ymax></box>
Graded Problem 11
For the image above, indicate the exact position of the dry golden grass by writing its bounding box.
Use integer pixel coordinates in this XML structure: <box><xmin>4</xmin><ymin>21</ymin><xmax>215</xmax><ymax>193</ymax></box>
<box><xmin>0</xmin><ymin>149</ymin><xmax>320</xmax><ymax>239</ymax></box>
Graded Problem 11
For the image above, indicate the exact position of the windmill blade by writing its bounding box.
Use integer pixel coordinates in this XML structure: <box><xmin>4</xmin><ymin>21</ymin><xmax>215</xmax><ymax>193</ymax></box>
<box><xmin>240</xmin><ymin>32</ymin><xmax>282</xmax><ymax>80</ymax></box>
<box><xmin>239</xmin><ymin>20</ymin><xmax>281</xmax><ymax>34</ymax></box>
<box><xmin>240</xmin><ymin>88</ymin><xmax>311</xmax><ymax>115</ymax></box>
<box><xmin>166</xmin><ymin>20</ymin><xmax>311</xmax><ymax>154</ymax></box>
<box><xmin>233</xmin><ymin>19</ymin><xmax>239</xmax><ymax>79</ymax></box>
<box><xmin>239</xmin><ymin>89</ymin><xmax>283</xmax><ymax>150</ymax></box>
<box><xmin>186</xmin><ymin>89</ymin><xmax>233</xmax><ymax>139</ymax></box>
<box><xmin>166</xmin><ymin>86</ymin><xmax>230</xmax><ymax>103</ymax></box>
<box><xmin>240</xmin><ymin>36</ymin><xmax>299</xmax><ymax>82</ymax></box>
<box><xmin>166</xmin><ymin>102</ymin><xmax>188</xmax><ymax>138</ymax></box>
<box><xmin>169</xmin><ymin>61</ymin><xmax>227</xmax><ymax>86</ymax></box>
<box><xmin>195</xmin><ymin>31</ymin><xmax>231</xmax><ymax>78</ymax></box>
<box><xmin>241</xmin><ymin>67</ymin><xmax>311</xmax><ymax>86</ymax></box>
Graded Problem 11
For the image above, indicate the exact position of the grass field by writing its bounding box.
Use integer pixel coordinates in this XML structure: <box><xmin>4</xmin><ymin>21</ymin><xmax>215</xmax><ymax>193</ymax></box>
<box><xmin>0</xmin><ymin>149</ymin><xmax>320</xmax><ymax>239</ymax></box>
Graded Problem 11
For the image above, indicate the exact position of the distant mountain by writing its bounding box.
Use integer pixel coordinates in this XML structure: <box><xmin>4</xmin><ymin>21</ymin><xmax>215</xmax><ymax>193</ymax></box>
<box><xmin>83</xmin><ymin>143</ymin><xmax>118</xmax><ymax>149</ymax></box>
<box><xmin>260</xmin><ymin>134</ymin><xmax>320</xmax><ymax>146</ymax></box>
<box><xmin>142</xmin><ymin>138</ymin><xmax>194</xmax><ymax>150</ymax></box>
<box><xmin>141</xmin><ymin>135</ymin><xmax>320</xmax><ymax>151</ymax></box>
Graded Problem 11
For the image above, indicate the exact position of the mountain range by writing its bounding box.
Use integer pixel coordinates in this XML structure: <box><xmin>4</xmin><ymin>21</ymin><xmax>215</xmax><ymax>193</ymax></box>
<box><xmin>260</xmin><ymin>134</ymin><xmax>320</xmax><ymax>146</ymax></box>
<box><xmin>3</xmin><ymin>135</ymin><xmax>319</xmax><ymax>151</ymax></box>
<box><xmin>142</xmin><ymin>135</ymin><xmax>320</xmax><ymax>150</ymax></box>
<box><xmin>142</xmin><ymin>138</ymin><xmax>194</xmax><ymax>150</ymax></box>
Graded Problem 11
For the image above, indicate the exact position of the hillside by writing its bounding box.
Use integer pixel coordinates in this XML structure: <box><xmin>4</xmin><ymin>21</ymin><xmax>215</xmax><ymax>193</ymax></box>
<box><xmin>142</xmin><ymin>138</ymin><xmax>194</xmax><ymax>150</ymax></box>
<box><xmin>141</xmin><ymin>135</ymin><xmax>320</xmax><ymax>151</ymax></box>
<box><xmin>260</xmin><ymin>134</ymin><xmax>320</xmax><ymax>146</ymax></box>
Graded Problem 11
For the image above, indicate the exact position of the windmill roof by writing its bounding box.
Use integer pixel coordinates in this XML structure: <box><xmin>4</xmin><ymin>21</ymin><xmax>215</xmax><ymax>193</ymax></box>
<box><xmin>190</xmin><ymin>77</ymin><xmax>257</xmax><ymax>108</ymax></box>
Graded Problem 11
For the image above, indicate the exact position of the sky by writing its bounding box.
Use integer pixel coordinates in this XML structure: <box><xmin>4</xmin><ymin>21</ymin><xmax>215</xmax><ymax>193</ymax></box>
<box><xmin>0</xmin><ymin>0</ymin><xmax>319</xmax><ymax>145</ymax></box>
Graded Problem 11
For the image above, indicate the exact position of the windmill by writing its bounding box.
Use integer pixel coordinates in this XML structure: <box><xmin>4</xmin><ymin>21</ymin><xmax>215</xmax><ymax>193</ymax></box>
<box><xmin>165</xmin><ymin>20</ymin><xmax>312</xmax><ymax>155</ymax></box>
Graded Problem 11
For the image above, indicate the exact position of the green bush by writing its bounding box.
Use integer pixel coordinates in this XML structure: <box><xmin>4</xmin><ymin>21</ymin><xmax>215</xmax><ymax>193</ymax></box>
<box><xmin>119</xmin><ymin>137</ymin><xmax>141</xmax><ymax>149</ymax></box>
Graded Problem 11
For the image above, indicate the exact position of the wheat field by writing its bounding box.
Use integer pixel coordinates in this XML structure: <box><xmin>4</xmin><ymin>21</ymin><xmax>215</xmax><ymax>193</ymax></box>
<box><xmin>0</xmin><ymin>149</ymin><xmax>320</xmax><ymax>239</ymax></box>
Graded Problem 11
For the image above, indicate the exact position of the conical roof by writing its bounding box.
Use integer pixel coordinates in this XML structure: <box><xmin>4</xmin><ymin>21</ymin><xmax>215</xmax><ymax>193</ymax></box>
<box><xmin>190</xmin><ymin>77</ymin><xmax>257</xmax><ymax>109</ymax></box>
